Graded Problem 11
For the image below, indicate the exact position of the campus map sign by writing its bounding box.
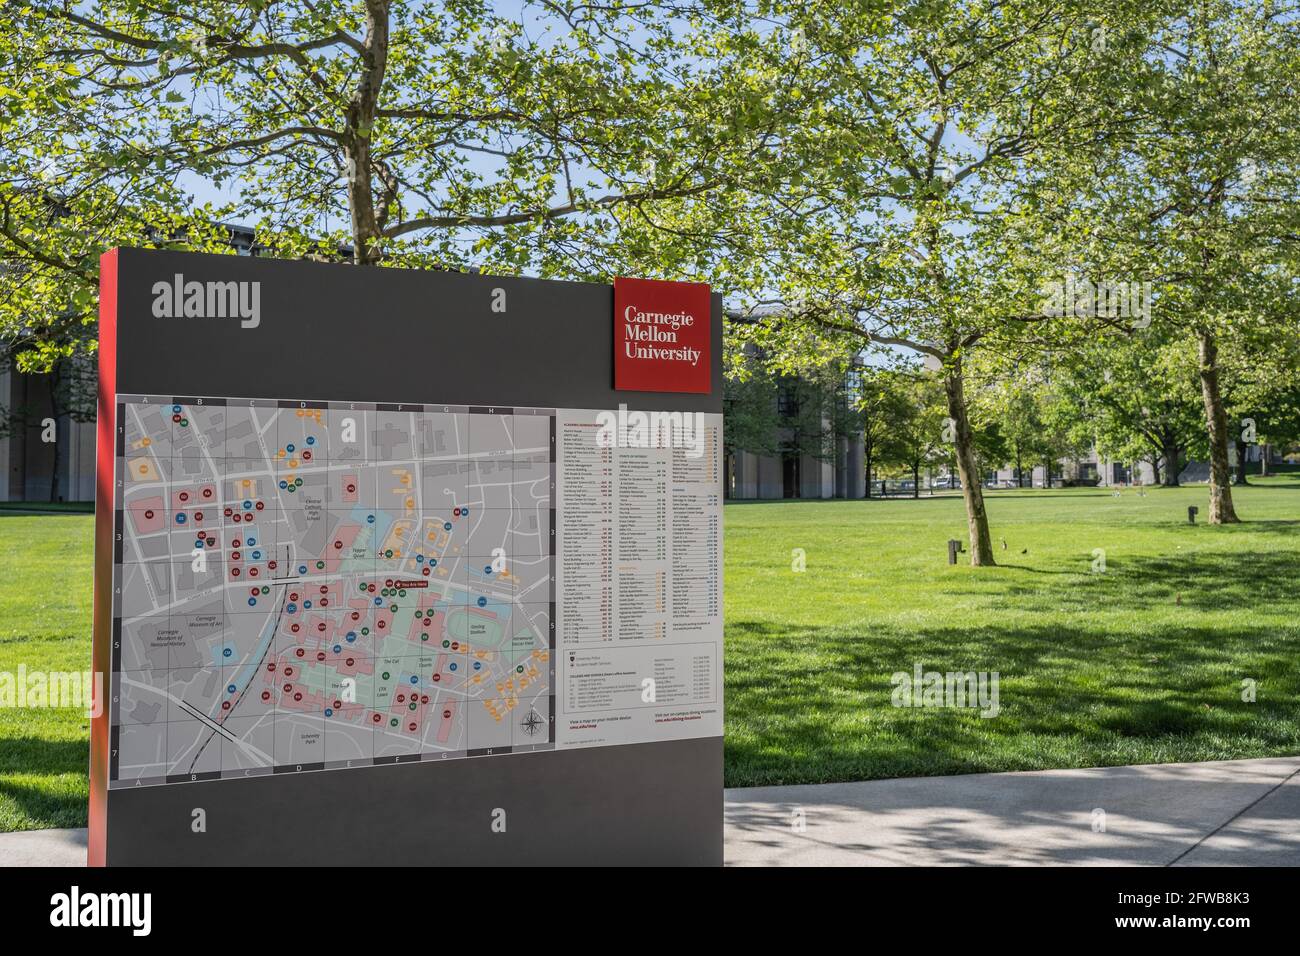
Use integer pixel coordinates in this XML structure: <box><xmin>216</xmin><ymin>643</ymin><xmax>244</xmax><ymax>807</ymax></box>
<box><xmin>90</xmin><ymin>249</ymin><xmax>723</xmax><ymax>865</ymax></box>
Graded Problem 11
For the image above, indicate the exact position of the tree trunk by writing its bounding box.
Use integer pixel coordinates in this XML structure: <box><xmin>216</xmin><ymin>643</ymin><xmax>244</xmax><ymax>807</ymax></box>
<box><xmin>1197</xmin><ymin>330</ymin><xmax>1240</xmax><ymax>523</ymax></box>
<box><xmin>1043</xmin><ymin>458</ymin><xmax>1053</xmax><ymax>489</ymax></box>
<box><xmin>912</xmin><ymin>461</ymin><xmax>920</xmax><ymax>498</ymax></box>
<box><xmin>1161</xmin><ymin>438</ymin><xmax>1180</xmax><ymax>487</ymax></box>
<box><xmin>344</xmin><ymin>0</ymin><xmax>391</xmax><ymax>265</ymax></box>
<box><xmin>1150</xmin><ymin>454</ymin><xmax>1161</xmax><ymax>486</ymax></box>
<box><xmin>942</xmin><ymin>363</ymin><xmax>995</xmax><ymax>566</ymax></box>
<box><xmin>1015</xmin><ymin>450</ymin><xmax>1023</xmax><ymax>488</ymax></box>
<box><xmin>864</xmin><ymin>453</ymin><xmax>873</xmax><ymax>498</ymax></box>
<box><xmin>1260</xmin><ymin>443</ymin><xmax>1271</xmax><ymax>478</ymax></box>
<box><xmin>1234</xmin><ymin>441</ymin><xmax>1249</xmax><ymax>485</ymax></box>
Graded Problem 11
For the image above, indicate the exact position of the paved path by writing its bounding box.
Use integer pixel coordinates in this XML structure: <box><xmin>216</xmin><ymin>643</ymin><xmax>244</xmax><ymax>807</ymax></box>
<box><xmin>726</xmin><ymin>756</ymin><xmax>1300</xmax><ymax>866</ymax></box>
<box><xmin>3</xmin><ymin>757</ymin><xmax>1297</xmax><ymax>866</ymax></box>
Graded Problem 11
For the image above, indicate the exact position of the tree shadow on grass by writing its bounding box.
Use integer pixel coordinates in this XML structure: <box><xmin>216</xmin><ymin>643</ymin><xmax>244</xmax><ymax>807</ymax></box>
<box><xmin>0</xmin><ymin>737</ymin><xmax>91</xmax><ymax>831</ymax></box>
<box><xmin>724</xmin><ymin>549</ymin><xmax>1300</xmax><ymax>789</ymax></box>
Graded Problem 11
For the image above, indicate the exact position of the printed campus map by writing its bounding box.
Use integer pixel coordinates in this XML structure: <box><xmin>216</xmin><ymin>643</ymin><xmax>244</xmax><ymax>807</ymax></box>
<box><xmin>112</xmin><ymin>399</ymin><xmax>555</xmax><ymax>786</ymax></box>
<box><xmin>111</xmin><ymin>397</ymin><xmax>723</xmax><ymax>788</ymax></box>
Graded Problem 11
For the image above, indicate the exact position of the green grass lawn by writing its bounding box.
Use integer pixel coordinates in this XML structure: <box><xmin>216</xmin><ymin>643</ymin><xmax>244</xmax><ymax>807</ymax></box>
<box><xmin>2</xmin><ymin>483</ymin><xmax>1299</xmax><ymax>829</ymax></box>
<box><xmin>726</xmin><ymin>480</ymin><xmax>1300</xmax><ymax>787</ymax></box>
<box><xmin>0</xmin><ymin>514</ymin><xmax>94</xmax><ymax>831</ymax></box>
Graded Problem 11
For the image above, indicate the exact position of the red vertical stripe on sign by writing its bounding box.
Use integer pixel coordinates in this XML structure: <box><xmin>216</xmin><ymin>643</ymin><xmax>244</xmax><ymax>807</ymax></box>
<box><xmin>88</xmin><ymin>247</ymin><xmax>118</xmax><ymax>867</ymax></box>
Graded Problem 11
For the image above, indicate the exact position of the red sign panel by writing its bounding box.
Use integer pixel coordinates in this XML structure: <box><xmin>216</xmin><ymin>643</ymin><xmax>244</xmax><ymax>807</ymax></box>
<box><xmin>613</xmin><ymin>276</ymin><xmax>711</xmax><ymax>394</ymax></box>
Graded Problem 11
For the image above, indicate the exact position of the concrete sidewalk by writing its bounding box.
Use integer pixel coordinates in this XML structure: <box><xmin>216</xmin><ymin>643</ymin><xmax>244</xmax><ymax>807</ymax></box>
<box><xmin>727</xmin><ymin>756</ymin><xmax>1300</xmax><ymax>866</ymax></box>
<box><xmin>3</xmin><ymin>756</ymin><xmax>1297</xmax><ymax>866</ymax></box>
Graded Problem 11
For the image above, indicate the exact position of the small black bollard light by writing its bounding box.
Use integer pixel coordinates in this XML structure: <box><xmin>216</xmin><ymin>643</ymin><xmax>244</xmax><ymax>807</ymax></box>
<box><xmin>948</xmin><ymin>539</ymin><xmax>964</xmax><ymax>564</ymax></box>
<box><xmin>1188</xmin><ymin>505</ymin><xmax>1199</xmax><ymax>524</ymax></box>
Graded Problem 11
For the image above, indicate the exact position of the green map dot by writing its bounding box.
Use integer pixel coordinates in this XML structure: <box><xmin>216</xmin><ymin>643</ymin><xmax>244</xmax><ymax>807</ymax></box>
<box><xmin>358</xmin><ymin>582</ymin><xmax>367</xmax><ymax>591</ymax></box>
<box><xmin>442</xmin><ymin>640</ymin><xmax>449</xmax><ymax>648</ymax></box>
<box><xmin>390</xmin><ymin>604</ymin><xmax>397</xmax><ymax>612</ymax></box>
<box><xmin>398</xmin><ymin>589</ymin><xmax>406</xmax><ymax>597</ymax></box>
<box><xmin>316</xmin><ymin>561</ymin><xmax>324</xmax><ymax>569</ymax></box>
<box><xmin>390</xmin><ymin>718</ymin><xmax>398</xmax><ymax>727</ymax></box>
<box><xmin>362</xmin><ymin>627</ymin><xmax>370</xmax><ymax>635</ymax></box>
<box><xmin>382</xmin><ymin>671</ymin><xmax>390</xmax><ymax>680</ymax></box>
<box><xmin>516</xmin><ymin>665</ymin><xmax>524</xmax><ymax>673</ymax></box>
<box><xmin>420</xmin><ymin>633</ymin><xmax>429</xmax><ymax>641</ymax></box>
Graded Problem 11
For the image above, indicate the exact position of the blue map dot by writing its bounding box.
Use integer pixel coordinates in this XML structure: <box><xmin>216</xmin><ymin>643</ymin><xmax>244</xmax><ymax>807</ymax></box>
<box><xmin>286</xmin><ymin>603</ymin><xmax>296</xmax><ymax>613</ymax></box>
<box><xmin>324</xmin><ymin>707</ymin><xmax>333</xmax><ymax>717</ymax></box>
<box><xmin>299</xmin><ymin>565</ymin><xmax>308</xmax><ymax>574</ymax></box>
<box><xmin>449</xmin><ymin>662</ymin><xmax>458</xmax><ymax>671</ymax></box>
<box><xmin>306</xmin><ymin>436</ymin><xmax>315</xmax><ymax>445</ymax></box>
<box><xmin>175</xmin><ymin>513</ymin><xmax>186</xmax><ymax>524</ymax></box>
<box><xmin>346</xmin><ymin>632</ymin><xmax>357</xmax><ymax>642</ymax></box>
<box><xmin>477</xmin><ymin>596</ymin><xmax>487</xmax><ymax>607</ymax></box>
<box><xmin>227</xmin><ymin>684</ymin><xmax>237</xmax><ymax>694</ymax></box>
<box><xmin>444</xmin><ymin>522</ymin><xmax>452</xmax><ymax>531</ymax></box>
<box><xmin>222</xmin><ymin>647</ymin><xmax>232</xmax><ymax>657</ymax></box>
<box><xmin>248</xmin><ymin>597</ymin><xmax>257</xmax><ymax>606</ymax></box>
<box><xmin>367</xmin><ymin>514</ymin><xmax>375</xmax><ymax>524</ymax></box>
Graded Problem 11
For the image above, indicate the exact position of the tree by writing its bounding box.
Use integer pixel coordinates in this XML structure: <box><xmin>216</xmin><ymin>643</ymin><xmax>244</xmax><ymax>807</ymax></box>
<box><xmin>1054</xmin><ymin>332</ymin><xmax>1205</xmax><ymax>486</ymax></box>
<box><xmin>878</xmin><ymin>370</ymin><xmax>947</xmax><ymax>497</ymax></box>
<box><xmin>1059</xmin><ymin>0</ymin><xmax>1300</xmax><ymax>520</ymax></box>
<box><xmin>731</xmin><ymin>0</ymin><xmax>1154</xmax><ymax>563</ymax></box>
<box><xmin>3</xmin><ymin>1</ymin><xmax>779</xmax><ymax>368</ymax></box>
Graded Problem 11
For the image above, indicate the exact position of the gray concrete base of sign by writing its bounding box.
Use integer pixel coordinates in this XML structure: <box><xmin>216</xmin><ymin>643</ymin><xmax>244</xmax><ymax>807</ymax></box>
<box><xmin>8</xmin><ymin>756</ymin><xmax>1298</xmax><ymax>866</ymax></box>
<box><xmin>725</xmin><ymin>756</ymin><xmax>1300</xmax><ymax>866</ymax></box>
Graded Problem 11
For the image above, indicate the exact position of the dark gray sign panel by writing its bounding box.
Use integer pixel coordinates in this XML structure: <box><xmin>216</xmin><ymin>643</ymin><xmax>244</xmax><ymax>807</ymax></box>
<box><xmin>91</xmin><ymin>248</ymin><xmax>723</xmax><ymax>865</ymax></box>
